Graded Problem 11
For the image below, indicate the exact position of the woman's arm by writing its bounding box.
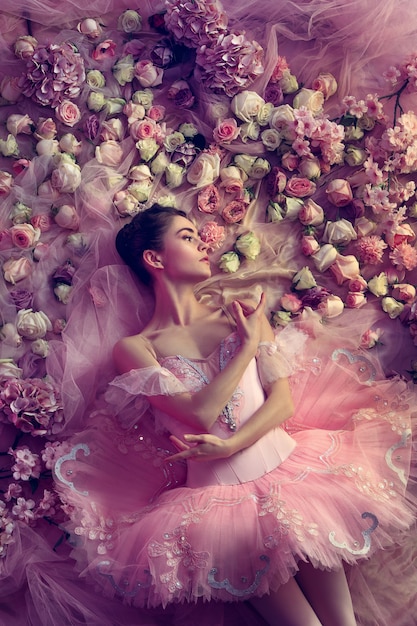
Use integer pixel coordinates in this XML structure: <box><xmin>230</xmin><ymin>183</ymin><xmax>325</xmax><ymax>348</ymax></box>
<box><xmin>166</xmin><ymin>376</ymin><xmax>294</xmax><ymax>462</ymax></box>
<box><xmin>113</xmin><ymin>295</ymin><xmax>267</xmax><ymax>431</ymax></box>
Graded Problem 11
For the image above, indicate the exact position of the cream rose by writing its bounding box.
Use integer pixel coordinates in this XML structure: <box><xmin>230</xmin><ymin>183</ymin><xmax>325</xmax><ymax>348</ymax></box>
<box><xmin>381</xmin><ymin>297</ymin><xmax>404</xmax><ymax>319</ymax></box>
<box><xmin>298</xmin><ymin>199</ymin><xmax>324</xmax><ymax>226</ymax></box>
<box><xmin>218</xmin><ymin>251</ymin><xmax>241</xmax><ymax>273</ymax></box>
<box><xmin>165</xmin><ymin>163</ymin><xmax>185</xmax><ymax>189</ymax></box>
<box><xmin>231</xmin><ymin>91</ymin><xmax>266</xmax><ymax>122</ymax></box>
<box><xmin>187</xmin><ymin>152</ymin><xmax>220</xmax><ymax>188</ymax></box>
<box><xmin>234</xmin><ymin>232</ymin><xmax>261</xmax><ymax>260</ymax></box>
<box><xmin>329</xmin><ymin>254</ymin><xmax>360</xmax><ymax>285</ymax></box>
<box><xmin>293</xmin><ymin>88</ymin><xmax>324</xmax><ymax>115</ymax></box>
<box><xmin>31</xmin><ymin>338</ymin><xmax>50</xmax><ymax>357</ymax></box>
<box><xmin>87</xmin><ymin>91</ymin><xmax>107</xmax><ymax>112</ymax></box>
<box><xmin>0</xmin><ymin>135</ymin><xmax>19</xmax><ymax>157</ymax></box>
<box><xmin>0</xmin><ymin>359</ymin><xmax>23</xmax><ymax>380</ymax></box>
<box><xmin>6</xmin><ymin>114</ymin><xmax>33</xmax><ymax>136</ymax></box>
<box><xmin>136</xmin><ymin>138</ymin><xmax>159</xmax><ymax>162</ymax></box>
<box><xmin>279</xmin><ymin>70</ymin><xmax>299</xmax><ymax>94</ymax></box>
<box><xmin>151</xmin><ymin>152</ymin><xmax>170</xmax><ymax>175</ymax></box>
<box><xmin>311</xmin><ymin>73</ymin><xmax>338</xmax><ymax>99</ymax></box>
<box><xmin>292</xmin><ymin>266</ymin><xmax>317</xmax><ymax>290</ymax></box>
<box><xmin>323</xmin><ymin>219</ymin><xmax>357</xmax><ymax>245</ymax></box>
<box><xmin>113</xmin><ymin>191</ymin><xmax>139</xmax><ymax>217</ymax></box>
<box><xmin>16</xmin><ymin>309</ymin><xmax>52</xmax><ymax>339</ymax></box>
<box><xmin>312</xmin><ymin>244</ymin><xmax>338</xmax><ymax>272</ymax></box>
<box><xmin>51</xmin><ymin>162</ymin><xmax>82</xmax><ymax>193</ymax></box>
<box><xmin>261</xmin><ymin>128</ymin><xmax>282</xmax><ymax>151</ymax></box>
<box><xmin>14</xmin><ymin>35</ymin><xmax>38</xmax><ymax>59</ymax></box>
<box><xmin>128</xmin><ymin>180</ymin><xmax>153</xmax><ymax>202</ymax></box>
<box><xmin>35</xmin><ymin>117</ymin><xmax>57</xmax><ymax>140</ymax></box>
<box><xmin>326</xmin><ymin>179</ymin><xmax>353</xmax><ymax>207</ymax></box>
<box><xmin>233</xmin><ymin>154</ymin><xmax>256</xmax><ymax>175</ymax></box>
<box><xmin>95</xmin><ymin>140</ymin><xmax>124</xmax><ymax>167</ymax></box>
<box><xmin>317</xmin><ymin>295</ymin><xmax>344</xmax><ymax>318</ymax></box>
<box><xmin>249</xmin><ymin>158</ymin><xmax>271</xmax><ymax>179</ymax></box>
<box><xmin>86</xmin><ymin>70</ymin><xmax>106</xmax><ymax>89</ymax></box>
<box><xmin>367</xmin><ymin>273</ymin><xmax>389</xmax><ymax>297</ymax></box>
<box><xmin>118</xmin><ymin>9</ymin><xmax>142</xmax><ymax>33</ymax></box>
<box><xmin>113</xmin><ymin>55</ymin><xmax>135</xmax><ymax>86</ymax></box>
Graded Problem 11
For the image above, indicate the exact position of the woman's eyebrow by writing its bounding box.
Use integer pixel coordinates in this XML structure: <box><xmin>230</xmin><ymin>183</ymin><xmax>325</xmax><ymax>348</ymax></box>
<box><xmin>176</xmin><ymin>227</ymin><xmax>197</xmax><ymax>235</ymax></box>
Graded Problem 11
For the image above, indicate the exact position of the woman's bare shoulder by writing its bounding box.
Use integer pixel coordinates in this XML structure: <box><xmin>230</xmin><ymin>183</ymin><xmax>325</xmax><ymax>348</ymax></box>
<box><xmin>113</xmin><ymin>333</ymin><xmax>158</xmax><ymax>374</ymax></box>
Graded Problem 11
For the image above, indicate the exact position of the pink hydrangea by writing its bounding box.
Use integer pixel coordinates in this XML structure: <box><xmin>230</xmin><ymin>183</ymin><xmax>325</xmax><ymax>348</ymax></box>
<box><xmin>164</xmin><ymin>0</ymin><xmax>228</xmax><ymax>48</ymax></box>
<box><xmin>18</xmin><ymin>42</ymin><xmax>85</xmax><ymax>108</ymax></box>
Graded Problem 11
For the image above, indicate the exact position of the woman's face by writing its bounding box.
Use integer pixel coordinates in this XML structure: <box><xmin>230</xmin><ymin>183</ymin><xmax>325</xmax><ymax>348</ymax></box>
<box><xmin>156</xmin><ymin>215</ymin><xmax>211</xmax><ymax>283</ymax></box>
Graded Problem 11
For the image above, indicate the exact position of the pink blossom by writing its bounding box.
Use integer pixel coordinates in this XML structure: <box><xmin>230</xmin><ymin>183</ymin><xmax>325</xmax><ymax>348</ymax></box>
<box><xmin>9</xmin><ymin>446</ymin><xmax>41</xmax><ymax>480</ymax></box>
<box><xmin>199</xmin><ymin>221</ymin><xmax>225</xmax><ymax>250</ymax></box>
<box><xmin>92</xmin><ymin>39</ymin><xmax>117</xmax><ymax>61</ymax></box>
<box><xmin>12</xmin><ymin>497</ymin><xmax>36</xmax><ymax>523</ymax></box>
<box><xmin>356</xmin><ymin>235</ymin><xmax>387</xmax><ymax>265</ymax></box>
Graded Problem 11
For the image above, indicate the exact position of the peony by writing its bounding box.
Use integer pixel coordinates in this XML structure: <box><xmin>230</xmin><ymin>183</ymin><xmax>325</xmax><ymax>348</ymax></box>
<box><xmin>318</xmin><ymin>295</ymin><xmax>344</xmax><ymax>318</ymax></box>
<box><xmin>118</xmin><ymin>9</ymin><xmax>142</xmax><ymax>33</ymax></box>
<box><xmin>54</xmin><ymin>205</ymin><xmax>80</xmax><ymax>230</ymax></box>
<box><xmin>95</xmin><ymin>141</ymin><xmax>123</xmax><ymax>167</ymax></box>
<box><xmin>199</xmin><ymin>221</ymin><xmax>225</xmax><ymax>250</ymax></box>
<box><xmin>235</xmin><ymin>232</ymin><xmax>261</xmax><ymax>260</ymax></box>
<box><xmin>187</xmin><ymin>152</ymin><xmax>220</xmax><ymax>188</ymax></box>
<box><xmin>16</xmin><ymin>309</ymin><xmax>52</xmax><ymax>339</ymax></box>
<box><xmin>329</xmin><ymin>254</ymin><xmax>360</xmax><ymax>285</ymax></box>
<box><xmin>381</xmin><ymin>297</ymin><xmax>404</xmax><ymax>319</ymax></box>
<box><xmin>389</xmin><ymin>242</ymin><xmax>417</xmax><ymax>271</ymax></box>
<box><xmin>293</xmin><ymin>88</ymin><xmax>324</xmax><ymax>114</ymax></box>
<box><xmin>312</xmin><ymin>244</ymin><xmax>338</xmax><ymax>272</ymax></box>
<box><xmin>218</xmin><ymin>251</ymin><xmax>240</xmax><ymax>273</ymax></box>
<box><xmin>134</xmin><ymin>60</ymin><xmax>163</xmax><ymax>88</ymax></box>
<box><xmin>198</xmin><ymin>184</ymin><xmax>220</xmax><ymax>213</ymax></box>
<box><xmin>221</xmin><ymin>200</ymin><xmax>247</xmax><ymax>224</ymax></box>
<box><xmin>323</xmin><ymin>219</ymin><xmax>357</xmax><ymax>246</ymax></box>
<box><xmin>285</xmin><ymin>177</ymin><xmax>316</xmax><ymax>198</ymax></box>
<box><xmin>164</xmin><ymin>0</ymin><xmax>228</xmax><ymax>47</ymax></box>
<box><xmin>292</xmin><ymin>266</ymin><xmax>317</xmax><ymax>290</ymax></box>
<box><xmin>3</xmin><ymin>258</ymin><xmax>32</xmax><ymax>284</ymax></box>
<box><xmin>10</xmin><ymin>225</ymin><xmax>40</xmax><ymax>249</ymax></box>
<box><xmin>51</xmin><ymin>162</ymin><xmax>82</xmax><ymax>193</ymax></box>
<box><xmin>231</xmin><ymin>91</ymin><xmax>265</xmax><ymax>122</ymax></box>
<box><xmin>213</xmin><ymin>118</ymin><xmax>240</xmax><ymax>143</ymax></box>
<box><xmin>326</xmin><ymin>179</ymin><xmax>353</xmax><ymax>207</ymax></box>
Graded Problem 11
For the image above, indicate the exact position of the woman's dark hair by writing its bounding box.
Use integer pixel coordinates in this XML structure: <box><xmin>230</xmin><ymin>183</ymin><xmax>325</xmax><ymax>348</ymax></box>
<box><xmin>115</xmin><ymin>204</ymin><xmax>187</xmax><ymax>285</ymax></box>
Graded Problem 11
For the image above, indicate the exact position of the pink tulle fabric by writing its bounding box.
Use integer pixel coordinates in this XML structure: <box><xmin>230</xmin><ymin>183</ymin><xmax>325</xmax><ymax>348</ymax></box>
<box><xmin>1</xmin><ymin>1</ymin><xmax>417</xmax><ymax>625</ymax></box>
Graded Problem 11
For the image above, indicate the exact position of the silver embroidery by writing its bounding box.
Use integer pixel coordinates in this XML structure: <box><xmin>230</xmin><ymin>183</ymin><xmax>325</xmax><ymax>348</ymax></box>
<box><xmin>96</xmin><ymin>560</ymin><xmax>152</xmax><ymax>596</ymax></box>
<box><xmin>331</xmin><ymin>348</ymin><xmax>377</xmax><ymax>383</ymax></box>
<box><xmin>385</xmin><ymin>429</ymin><xmax>411</xmax><ymax>485</ymax></box>
<box><xmin>208</xmin><ymin>555</ymin><xmax>270</xmax><ymax>597</ymax></box>
<box><xmin>54</xmin><ymin>443</ymin><xmax>90</xmax><ymax>495</ymax></box>
<box><xmin>329</xmin><ymin>512</ymin><xmax>379</xmax><ymax>555</ymax></box>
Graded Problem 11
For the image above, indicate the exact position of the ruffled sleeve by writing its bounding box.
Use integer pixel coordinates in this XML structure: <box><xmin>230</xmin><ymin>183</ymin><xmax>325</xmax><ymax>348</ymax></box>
<box><xmin>256</xmin><ymin>325</ymin><xmax>308</xmax><ymax>387</ymax></box>
<box><xmin>104</xmin><ymin>366</ymin><xmax>188</xmax><ymax>430</ymax></box>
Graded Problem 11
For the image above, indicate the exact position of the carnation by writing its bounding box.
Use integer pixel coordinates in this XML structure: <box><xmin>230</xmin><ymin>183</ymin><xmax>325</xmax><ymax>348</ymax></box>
<box><xmin>356</xmin><ymin>236</ymin><xmax>387</xmax><ymax>265</ymax></box>
<box><xmin>389</xmin><ymin>242</ymin><xmax>417</xmax><ymax>271</ymax></box>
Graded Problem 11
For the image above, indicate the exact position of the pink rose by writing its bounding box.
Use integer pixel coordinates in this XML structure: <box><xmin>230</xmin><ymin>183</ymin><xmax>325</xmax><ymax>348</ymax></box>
<box><xmin>348</xmin><ymin>276</ymin><xmax>368</xmax><ymax>292</ymax></box>
<box><xmin>317</xmin><ymin>295</ymin><xmax>344</xmax><ymax>318</ymax></box>
<box><xmin>3</xmin><ymin>257</ymin><xmax>32</xmax><ymax>284</ymax></box>
<box><xmin>31</xmin><ymin>214</ymin><xmax>54</xmax><ymax>232</ymax></box>
<box><xmin>38</xmin><ymin>179</ymin><xmax>61</xmax><ymax>200</ymax></box>
<box><xmin>285</xmin><ymin>177</ymin><xmax>316</xmax><ymax>198</ymax></box>
<box><xmin>14</xmin><ymin>35</ymin><xmax>38</xmax><ymax>59</ymax></box>
<box><xmin>298</xmin><ymin>198</ymin><xmax>324</xmax><ymax>226</ymax></box>
<box><xmin>345</xmin><ymin>291</ymin><xmax>367</xmax><ymax>309</ymax></box>
<box><xmin>281</xmin><ymin>152</ymin><xmax>300</xmax><ymax>171</ymax></box>
<box><xmin>391</xmin><ymin>283</ymin><xmax>416</xmax><ymax>303</ymax></box>
<box><xmin>198</xmin><ymin>184</ymin><xmax>220</xmax><ymax>213</ymax></box>
<box><xmin>385</xmin><ymin>266</ymin><xmax>406</xmax><ymax>285</ymax></box>
<box><xmin>10</xmin><ymin>224</ymin><xmax>40</xmax><ymax>249</ymax></box>
<box><xmin>59</xmin><ymin>133</ymin><xmax>83</xmax><ymax>155</ymax></box>
<box><xmin>123</xmin><ymin>102</ymin><xmax>145</xmax><ymax>123</ymax></box>
<box><xmin>33</xmin><ymin>242</ymin><xmax>50</xmax><ymax>261</ymax></box>
<box><xmin>12</xmin><ymin>159</ymin><xmax>31</xmax><ymax>176</ymax></box>
<box><xmin>329</xmin><ymin>253</ymin><xmax>360</xmax><ymax>285</ymax></box>
<box><xmin>222</xmin><ymin>200</ymin><xmax>247</xmax><ymax>224</ymax></box>
<box><xmin>54</xmin><ymin>205</ymin><xmax>80</xmax><ymax>230</ymax></box>
<box><xmin>213</xmin><ymin>118</ymin><xmax>240</xmax><ymax>144</ymax></box>
<box><xmin>95</xmin><ymin>140</ymin><xmax>123</xmax><ymax>167</ymax></box>
<box><xmin>92</xmin><ymin>39</ymin><xmax>117</xmax><ymax>61</ymax></box>
<box><xmin>55</xmin><ymin>100</ymin><xmax>82</xmax><ymax>127</ymax></box>
<box><xmin>148</xmin><ymin>105</ymin><xmax>166</xmax><ymax>121</ymax></box>
<box><xmin>360</xmin><ymin>328</ymin><xmax>383</xmax><ymax>349</ymax></box>
<box><xmin>385</xmin><ymin>223</ymin><xmax>415</xmax><ymax>249</ymax></box>
<box><xmin>301</xmin><ymin>235</ymin><xmax>320</xmax><ymax>256</ymax></box>
<box><xmin>298</xmin><ymin>157</ymin><xmax>321</xmax><ymax>181</ymax></box>
<box><xmin>34</xmin><ymin>117</ymin><xmax>57</xmax><ymax>140</ymax></box>
<box><xmin>311</xmin><ymin>73</ymin><xmax>338</xmax><ymax>99</ymax></box>
<box><xmin>129</xmin><ymin>118</ymin><xmax>157</xmax><ymax>141</ymax></box>
<box><xmin>134</xmin><ymin>60</ymin><xmax>163</xmax><ymax>87</ymax></box>
<box><xmin>186</xmin><ymin>152</ymin><xmax>220</xmax><ymax>188</ymax></box>
<box><xmin>199</xmin><ymin>221</ymin><xmax>226</xmax><ymax>250</ymax></box>
<box><xmin>280</xmin><ymin>293</ymin><xmax>303</xmax><ymax>313</ymax></box>
<box><xmin>326</xmin><ymin>179</ymin><xmax>353</xmax><ymax>207</ymax></box>
<box><xmin>0</xmin><ymin>171</ymin><xmax>13</xmax><ymax>197</ymax></box>
<box><xmin>312</xmin><ymin>244</ymin><xmax>338</xmax><ymax>272</ymax></box>
<box><xmin>6</xmin><ymin>114</ymin><xmax>33</xmax><ymax>136</ymax></box>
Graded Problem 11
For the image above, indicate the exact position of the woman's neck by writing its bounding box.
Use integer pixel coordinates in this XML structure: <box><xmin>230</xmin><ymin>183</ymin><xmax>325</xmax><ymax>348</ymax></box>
<box><xmin>150</xmin><ymin>281</ymin><xmax>209</xmax><ymax>328</ymax></box>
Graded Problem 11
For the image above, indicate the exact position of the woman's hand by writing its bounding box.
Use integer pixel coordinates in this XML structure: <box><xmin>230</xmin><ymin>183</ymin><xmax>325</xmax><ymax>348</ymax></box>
<box><xmin>232</xmin><ymin>292</ymin><xmax>266</xmax><ymax>353</ymax></box>
<box><xmin>166</xmin><ymin>434</ymin><xmax>233</xmax><ymax>463</ymax></box>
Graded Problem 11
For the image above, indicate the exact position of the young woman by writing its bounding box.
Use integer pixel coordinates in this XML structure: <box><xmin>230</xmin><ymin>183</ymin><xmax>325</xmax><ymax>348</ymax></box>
<box><xmin>55</xmin><ymin>204</ymin><xmax>416</xmax><ymax>626</ymax></box>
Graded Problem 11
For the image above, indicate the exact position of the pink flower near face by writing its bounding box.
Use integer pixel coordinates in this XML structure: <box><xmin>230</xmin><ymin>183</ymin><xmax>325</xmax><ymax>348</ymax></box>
<box><xmin>213</xmin><ymin>118</ymin><xmax>240</xmax><ymax>144</ymax></box>
<box><xmin>3</xmin><ymin>257</ymin><xmax>32</xmax><ymax>284</ymax></box>
<box><xmin>92</xmin><ymin>39</ymin><xmax>117</xmax><ymax>61</ymax></box>
<box><xmin>345</xmin><ymin>291</ymin><xmax>367</xmax><ymax>309</ymax></box>
<box><xmin>95</xmin><ymin>140</ymin><xmax>123</xmax><ymax>167</ymax></box>
<box><xmin>55</xmin><ymin>100</ymin><xmax>82</xmax><ymax>127</ymax></box>
<box><xmin>0</xmin><ymin>171</ymin><xmax>13</xmax><ymax>197</ymax></box>
<box><xmin>54</xmin><ymin>205</ymin><xmax>80</xmax><ymax>230</ymax></box>
<box><xmin>326</xmin><ymin>179</ymin><xmax>353</xmax><ymax>207</ymax></box>
<box><xmin>134</xmin><ymin>60</ymin><xmax>163</xmax><ymax>87</ymax></box>
<box><xmin>10</xmin><ymin>224</ymin><xmax>40</xmax><ymax>249</ymax></box>
<box><xmin>298</xmin><ymin>198</ymin><xmax>324</xmax><ymax>226</ymax></box>
<box><xmin>199</xmin><ymin>221</ymin><xmax>226</xmax><ymax>250</ymax></box>
<box><xmin>285</xmin><ymin>176</ymin><xmax>316</xmax><ymax>198</ymax></box>
<box><xmin>329</xmin><ymin>254</ymin><xmax>360</xmax><ymax>285</ymax></box>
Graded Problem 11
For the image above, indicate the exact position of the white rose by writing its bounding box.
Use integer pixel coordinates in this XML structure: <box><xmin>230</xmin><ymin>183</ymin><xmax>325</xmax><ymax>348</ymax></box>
<box><xmin>240</xmin><ymin>121</ymin><xmax>260</xmax><ymax>142</ymax></box>
<box><xmin>113</xmin><ymin>55</ymin><xmax>135</xmax><ymax>86</ymax></box>
<box><xmin>31</xmin><ymin>338</ymin><xmax>49</xmax><ymax>357</ymax></box>
<box><xmin>86</xmin><ymin>69</ymin><xmax>106</xmax><ymax>88</ymax></box>
<box><xmin>16</xmin><ymin>309</ymin><xmax>52</xmax><ymax>339</ymax></box>
<box><xmin>87</xmin><ymin>91</ymin><xmax>107</xmax><ymax>112</ymax></box>
<box><xmin>186</xmin><ymin>152</ymin><xmax>220</xmax><ymax>188</ymax></box>
<box><xmin>233</xmin><ymin>154</ymin><xmax>256</xmax><ymax>175</ymax></box>
<box><xmin>128</xmin><ymin>164</ymin><xmax>153</xmax><ymax>182</ymax></box>
<box><xmin>292</xmin><ymin>266</ymin><xmax>317</xmax><ymax>290</ymax></box>
<box><xmin>279</xmin><ymin>70</ymin><xmax>299</xmax><ymax>94</ymax></box>
<box><xmin>249</xmin><ymin>158</ymin><xmax>271</xmax><ymax>179</ymax></box>
<box><xmin>257</xmin><ymin>103</ymin><xmax>274</xmax><ymax>126</ymax></box>
<box><xmin>293</xmin><ymin>88</ymin><xmax>324</xmax><ymax>115</ymax></box>
<box><xmin>368</xmin><ymin>273</ymin><xmax>389</xmax><ymax>297</ymax></box>
<box><xmin>128</xmin><ymin>180</ymin><xmax>153</xmax><ymax>202</ymax></box>
<box><xmin>312</xmin><ymin>244</ymin><xmax>338</xmax><ymax>272</ymax></box>
<box><xmin>381</xmin><ymin>297</ymin><xmax>404</xmax><ymax>319</ymax></box>
<box><xmin>0</xmin><ymin>134</ymin><xmax>19</xmax><ymax>157</ymax></box>
<box><xmin>157</xmin><ymin>193</ymin><xmax>177</xmax><ymax>207</ymax></box>
<box><xmin>261</xmin><ymin>128</ymin><xmax>282</xmax><ymax>151</ymax></box>
<box><xmin>54</xmin><ymin>284</ymin><xmax>73</xmax><ymax>304</ymax></box>
<box><xmin>51</xmin><ymin>162</ymin><xmax>82</xmax><ymax>193</ymax></box>
<box><xmin>118</xmin><ymin>9</ymin><xmax>142</xmax><ymax>33</ymax></box>
<box><xmin>231</xmin><ymin>91</ymin><xmax>266</xmax><ymax>122</ymax></box>
<box><xmin>151</xmin><ymin>152</ymin><xmax>170</xmax><ymax>175</ymax></box>
<box><xmin>0</xmin><ymin>359</ymin><xmax>23</xmax><ymax>381</ymax></box>
<box><xmin>270</xmin><ymin>105</ymin><xmax>296</xmax><ymax>139</ymax></box>
<box><xmin>0</xmin><ymin>323</ymin><xmax>22</xmax><ymax>347</ymax></box>
<box><xmin>164</xmin><ymin>131</ymin><xmax>186</xmax><ymax>153</ymax></box>
<box><xmin>322</xmin><ymin>219</ymin><xmax>357</xmax><ymax>245</ymax></box>
<box><xmin>59</xmin><ymin>133</ymin><xmax>82</xmax><ymax>155</ymax></box>
<box><xmin>178</xmin><ymin>123</ymin><xmax>198</xmax><ymax>138</ymax></box>
<box><xmin>113</xmin><ymin>191</ymin><xmax>139</xmax><ymax>216</ymax></box>
<box><xmin>136</xmin><ymin>138</ymin><xmax>159</xmax><ymax>161</ymax></box>
<box><xmin>165</xmin><ymin>163</ymin><xmax>185</xmax><ymax>189</ymax></box>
